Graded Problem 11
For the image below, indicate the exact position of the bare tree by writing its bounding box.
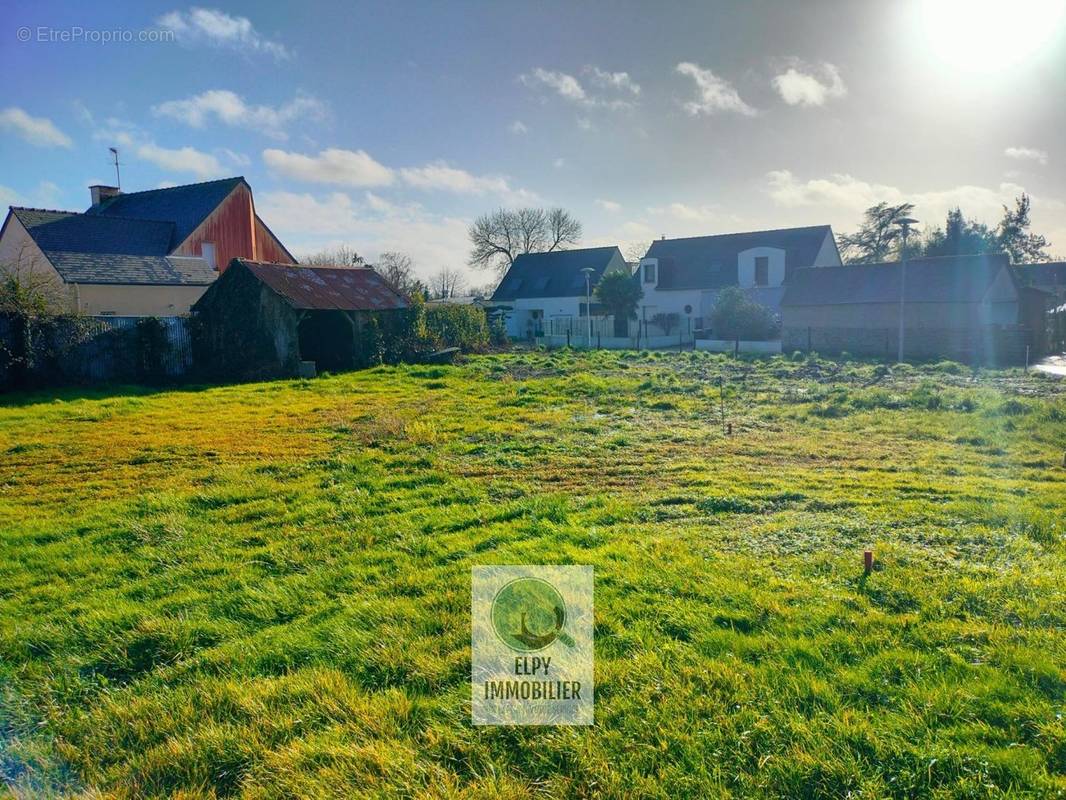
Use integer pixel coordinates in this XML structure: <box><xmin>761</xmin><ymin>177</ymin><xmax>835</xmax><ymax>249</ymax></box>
<box><xmin>546</xmin><ymin>208</ymin><xmax>582</xmax><ymax>251</ymax></box>
<box><xmin>301</xmin><ymin>245</ymin><xmax>365</xmax><ymax>266</ymax></box>
<box><xmin>624</xmin><ymin>240</ymin><xmax>651</xmax><ymax>264</ymax></box>
<box><xmin>0</xmin><ymin>242</ymin><xmax>69</xmax><ymax>315</ymax></box>
<box><xmin>429</xmin><ymin>267</ymin><xmax>468</xmax><ymax>299</ymax></box>
<box><xmin>375</xmin><ymin>251</ymin><xmax>418</xmax><ymax>296</ymax></box>
<box><xmin>468</xmin><ymin>207</ymin><xmax>582</xmax><ymax>274</ymax></box>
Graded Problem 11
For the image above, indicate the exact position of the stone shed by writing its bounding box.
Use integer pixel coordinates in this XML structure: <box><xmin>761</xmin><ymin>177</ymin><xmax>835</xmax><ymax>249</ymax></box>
<box><xmin>191</xmin><ymin>258</ymin><xmax>408</xmax><ymax>379</ymax></box>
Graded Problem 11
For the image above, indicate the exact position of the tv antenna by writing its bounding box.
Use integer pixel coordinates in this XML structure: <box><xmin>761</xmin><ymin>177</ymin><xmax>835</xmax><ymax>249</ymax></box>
<box><xmin>108</xmin><ymin>147</ymin><xmax>121</xmax><ymax>189</ymax></box>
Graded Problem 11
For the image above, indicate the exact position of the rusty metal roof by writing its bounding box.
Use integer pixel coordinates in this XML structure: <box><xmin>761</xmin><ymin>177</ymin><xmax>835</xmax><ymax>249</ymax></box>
<box><xmin>236</xmin><ymin>259</ymin><xmax>409</xmax><ymax>311</ymax></box>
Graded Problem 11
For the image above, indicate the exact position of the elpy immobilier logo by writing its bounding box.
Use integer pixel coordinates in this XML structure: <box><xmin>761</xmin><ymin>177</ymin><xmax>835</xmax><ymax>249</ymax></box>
<box><xmin>471</xmin><ymin>565</ymin><xmax>593</xmax><ymax>725</ymax></box>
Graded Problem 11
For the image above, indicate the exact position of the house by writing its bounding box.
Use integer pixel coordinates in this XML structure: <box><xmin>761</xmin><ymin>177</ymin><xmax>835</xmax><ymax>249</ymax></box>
<box><xmin>1014</xmin><ymin>261</ymin><xmax>1066</xmax><ymax>303</ymax></box>
<box><xmin>635</xmin><ymin>225</ymin><xmax>840</xmax><ymax>334</ymax></box>
<box><xmin>0</xmin><ymin>177</ymin><xmax>295</xmax><ymax>317</ymax></box>
<box><xmin>489</xmin><ymin>246</ymin><xmax>629</xmax><ymax>339</ymax></box>
<box><xmin>191</xmin><ymin>258</ymin><xmax>408</xmax><ymax>379</ymax></box>
<box><xmin>780</xmin><ymin>253</ymin><xmax>1045</xmax><ymax>364</ymax></box>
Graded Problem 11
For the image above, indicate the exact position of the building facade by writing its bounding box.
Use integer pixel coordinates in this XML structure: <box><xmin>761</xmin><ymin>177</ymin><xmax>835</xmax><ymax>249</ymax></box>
<box><xmin>635</xmin><ymin>225</ymin><xmax>840</xmax><ymax>336</ymax></box>
<box><xmin>0</xmin><ymin>177</ymin><xmax>295</xmax><ymax>317</ymax></box>
<box><xmin>489</xmin><ymin>246</ymin><xmax>629</xmax><ymax>339</ymax></box>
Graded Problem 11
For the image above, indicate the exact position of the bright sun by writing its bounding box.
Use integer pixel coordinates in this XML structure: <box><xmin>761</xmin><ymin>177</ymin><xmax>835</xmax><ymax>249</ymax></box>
<box><xmin>921</xmin><ymin>0</ymin><xmax>1066</xmax><ymax>73</ymax></box>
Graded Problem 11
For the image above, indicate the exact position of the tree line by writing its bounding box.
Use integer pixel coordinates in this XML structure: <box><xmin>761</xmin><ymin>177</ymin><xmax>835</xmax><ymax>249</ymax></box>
<box><xmin>838</xmin><ymin>194</ymin><xmax>1052</xmax><ymax>265</ymax></box>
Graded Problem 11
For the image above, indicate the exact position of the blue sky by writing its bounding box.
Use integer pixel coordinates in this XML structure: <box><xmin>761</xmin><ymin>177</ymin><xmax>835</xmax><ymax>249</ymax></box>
<box><xmin>2</xmin><ymin>0</ymin><xmax>1064</xmax><ymax>287</ymax></box>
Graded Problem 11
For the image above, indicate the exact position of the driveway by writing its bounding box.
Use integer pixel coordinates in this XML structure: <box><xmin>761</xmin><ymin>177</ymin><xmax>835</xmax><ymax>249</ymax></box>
<box><xmin>1034</xmin><ymin>355</ymin><xmax>1066</xmax><ymax>377</ymax></box>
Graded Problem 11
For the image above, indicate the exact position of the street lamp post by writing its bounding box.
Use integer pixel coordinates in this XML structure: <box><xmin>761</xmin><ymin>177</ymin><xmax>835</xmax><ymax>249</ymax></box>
<box><xmin>580</xmin><ymin>267</ymin><xmax>595</xmax><ymax>348</ymax></box>
<box><xmin>895</xmin><ymin>217</ymin><xmax>919</xmax><ymax>363</ymax></box>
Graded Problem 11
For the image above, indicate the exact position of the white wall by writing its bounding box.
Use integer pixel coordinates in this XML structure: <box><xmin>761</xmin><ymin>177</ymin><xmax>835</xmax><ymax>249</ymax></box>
<box><xmin>811</xmin><ymin>230</ymin><xmax>843</xmax><ymax>266</ymax></box>
<box><xmin>502</xmin><ymin>296</ymin><xmax>586</xmax><ymax>338</ymax></box>
<box><xmin>738</xmin><ymin>247</ymin><xmax>786</xmax><ymax>288</ymax></box>
<box><xmin>0</xmin><ymin>215</ymin><xmax>75</xmax><ymax>310</ymax></box>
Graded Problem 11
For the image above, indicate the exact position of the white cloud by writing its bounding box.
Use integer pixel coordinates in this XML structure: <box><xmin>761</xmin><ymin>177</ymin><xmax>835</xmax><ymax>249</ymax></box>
<box><xmin>521</xmin><ymin>68</ymin><xmax>587</xmax><ymax>102</ymax></box>
<box><xmin>158</xmin><ymin>7</ymin><xmax>290</xmax><ymax>59</ymax></box>
<box><xmin>1005</xmin><ymin>146</ymin><xmax>1048</xmax><ymax>165</ymax></box>
<box><xmin>577</xmin><ymin>117</ymin><xmax>593</xmax><ymax>131</ymax></box>
<box><xmin>256</xmin><ymin>189</ymin><xmax>474</xmax><ymax>281</ymax></box>
<box><xmin>262</xmin><ymin>147</ymin><xmax>395</xmax><ymax>187</ymax></box>
<box><xmin>0</xmin><ymin>107</ymin><xmax>72</xmax><ymax>148</ymax></box>
<box><xmin>520</xmin><ymin>66</ymin><xmax>637</xmax><ymax>110</ymax></box>
<box><xmin>401</xmin><ymin>162</ymin><xmax>539</xmax><ymax>205</ymax></box>
<box><xmin>91</xmin><ymin>116</ymin><xmax>140</xmax><ymax>148</ymax></box>
<box><xmin>584</xmin><ymin>66</ymin><xmax>640</xmax><ymax>96</ymax></box>
<box><xmin>153</xmin><ymin>90</ymin><xmax>326</xmax><ymax>138</ymax></box>
<box><xmin>136</xmin><ymin>143</ymin><xmax>224</xmax><ymax>177</ymax></box>
<box><xmin>648</xmin><ymin>202</ymin><xmax>722</xmax><ymax>224</ymax></box>
<box><xmin>400</xmin><ymin>162</ymin><xmax>512</xmax><ymax>195</ymax></box>
<box><xmin>509</xmin><ymin>120</ymin><xmax>529</xmax><ymax>135</ymax></box>
<box><xmin>264</xmin><ymin>148</ymin><xmax>536</xmax><ymax>203</ymax></box>
<box><xmin>596</xmin><ymin>198</ymin><xmax>622</xmax><ymax>213</ymax></box>
<box><xmin>675</xmin><ymin>62</ymin><xmax>756</xmax><ymax>117</ymax></box>
<box><xmin>772</xmin><ymin>63</ymin><xmax>846</xmax><ymax>107</ymax></box>
<box><xmin>765</xmin><ymin>169</ymin><xmax>1066</xmax><ymax>249</ymax></box>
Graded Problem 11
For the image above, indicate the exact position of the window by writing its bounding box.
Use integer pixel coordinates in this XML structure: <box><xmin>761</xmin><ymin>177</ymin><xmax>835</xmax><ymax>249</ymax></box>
<box><xmin>201</xmin><ymin>242</ymin><xmax>217</xmax><ymax>270</ymax></box>
<box><xmin>643</xmin><ymin>263</ymin><xmax>657</xmax><ymax>284</ymax></box>
<box><xmin>754</xmin><ymin>256</ymin><xmax>769</xmax><ymax>287</ymax></box>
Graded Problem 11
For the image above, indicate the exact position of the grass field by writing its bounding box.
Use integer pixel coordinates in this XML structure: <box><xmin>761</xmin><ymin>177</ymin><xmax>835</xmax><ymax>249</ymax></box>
<box><xmin>1</xmin><ymin>351</ymin><xmax>1064</xmax><ymax>799</ymax></box>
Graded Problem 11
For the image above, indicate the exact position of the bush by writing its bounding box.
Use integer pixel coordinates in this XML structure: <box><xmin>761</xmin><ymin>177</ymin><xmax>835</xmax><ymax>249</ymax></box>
<box><xmin>709</xmin><ymin>287</ymin><xmax>778</xmax><ymax>341</ymax></box>
<box><xmin>422</xmin><ymin>304</ymin><xmax>490</xmax><ymax>353</ymax></box>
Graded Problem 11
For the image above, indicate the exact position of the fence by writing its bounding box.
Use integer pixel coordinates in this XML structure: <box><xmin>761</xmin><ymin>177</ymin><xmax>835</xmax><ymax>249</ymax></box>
<box><xmin>540</xmin><ymin>315</ymin><xmax>695</xmax><ymax>350</ymax></box>
<box><xmin>1</xmin><ymin>314</ymin><xmax>193</xmax><ymax>390</ymax></box>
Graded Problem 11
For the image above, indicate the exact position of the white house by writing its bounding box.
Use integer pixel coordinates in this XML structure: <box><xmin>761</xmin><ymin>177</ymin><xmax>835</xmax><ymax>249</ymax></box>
<box><xmin>490</xmin><ymin>246</ymin><xmax>630</xmax><ymax>339</ymax></box>
<box><xmin>635</xmin><ymin>225</ymin><xmax>841</xmax><ymax>335</ymax></box>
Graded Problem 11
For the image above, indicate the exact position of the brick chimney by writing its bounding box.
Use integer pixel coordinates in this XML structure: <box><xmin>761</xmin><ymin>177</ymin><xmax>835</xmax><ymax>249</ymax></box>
<box><xmin>89</xmin><ymin>185</ymin><xmax>121</xmax><ymax>206</ymax></box>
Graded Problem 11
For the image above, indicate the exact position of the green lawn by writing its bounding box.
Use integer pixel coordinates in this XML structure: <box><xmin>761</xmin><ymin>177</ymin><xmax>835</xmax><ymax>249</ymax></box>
<box><xmin>1</xmin><ymin>351</ymin><xmax>1064</xmax><ymax>799</ymax></box>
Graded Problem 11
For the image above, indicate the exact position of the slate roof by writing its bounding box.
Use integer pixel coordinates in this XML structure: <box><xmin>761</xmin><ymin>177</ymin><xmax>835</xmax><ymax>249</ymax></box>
<box><xmin>85</xmin><ymin>177</ymin><xmax>245</xmax><ymax>247</ymax></box>
<box><xmin>781</xmin><ymin>253</ymin><xmax>1013</xmax><ymax>307</ymax></box>
<box><xmin>491</xmin><ymin>246</ymin><xmax>623</xmax><ymax>301</ymax></box>
<box><xmin>1014</xmin><ymin>261</ymin><xmax>1066</xmax><ymax>287</ymax></box>
<box><xmin>235</xmin><ymin>259</ymin><xmax>409</xmax><ymax>311</ymax></box>
<box><xmin>9</xmin><ymin>207</ymin><xmax>215</xmax><ymax>285</ymax></box>
<box><xmin>12</xmin><ymin>207</ymin><xmax>174</xmax><ymax>255</ymax></box>
<box><xmin>644</xmin><ymin>225</ymin><xmax>834</xmax><ymax>290</ymax></box>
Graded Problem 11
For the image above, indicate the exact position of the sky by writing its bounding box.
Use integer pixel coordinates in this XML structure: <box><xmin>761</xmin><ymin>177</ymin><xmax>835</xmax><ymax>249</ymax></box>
<box><xmin>2</xmin><ymin>0</ymin><xmax>1065</xmax><ymax>289</ymax></box>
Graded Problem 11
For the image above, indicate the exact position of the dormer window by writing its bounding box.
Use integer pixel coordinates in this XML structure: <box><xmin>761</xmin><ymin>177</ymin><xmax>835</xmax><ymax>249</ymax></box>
<box><xmin>643</xmin><ymin>263</ymin><xmax>657</xmax><ymax>283</ymax></box>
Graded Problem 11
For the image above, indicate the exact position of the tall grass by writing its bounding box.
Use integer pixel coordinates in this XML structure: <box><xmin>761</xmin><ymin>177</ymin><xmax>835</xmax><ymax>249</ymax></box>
<box><xmin>0</xmin><ymin>352</ymin><xmax>1063</xmax><ymax>798</ymax></box>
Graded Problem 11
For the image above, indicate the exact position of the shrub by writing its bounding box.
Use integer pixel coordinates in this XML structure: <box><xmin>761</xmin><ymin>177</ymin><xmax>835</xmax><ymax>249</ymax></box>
<box><xmin>709</xmin><ymin>287</ymin><xmax>778</xmax><ymax>341</ymax></box>
<box><xmin>422</xmin><ymin>304</ymin><xmax>490</xmax><ymax>353</ymax></box>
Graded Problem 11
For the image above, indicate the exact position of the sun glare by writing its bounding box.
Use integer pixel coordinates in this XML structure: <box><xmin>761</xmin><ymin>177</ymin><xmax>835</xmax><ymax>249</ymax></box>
<box><xmin>921</xmin><ymin>0</ymin><xmax>1066</xmax><ymax>73</ymax></box>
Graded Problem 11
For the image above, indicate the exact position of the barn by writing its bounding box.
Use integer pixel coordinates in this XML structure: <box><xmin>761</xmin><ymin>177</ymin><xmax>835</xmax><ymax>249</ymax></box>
<box><xmin>780</xmin><ymin>253</ymin><xmax>1045</xmax><ymax>364</ymax></box>
<box><xmin>191</xmin><ymin>259</ymin><xmax>408</xmax><ymax>379</ymax></box>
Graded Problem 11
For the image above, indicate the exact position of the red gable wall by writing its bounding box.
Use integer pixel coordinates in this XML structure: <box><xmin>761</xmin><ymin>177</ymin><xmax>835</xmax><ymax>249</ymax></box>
<box><xmin>174</xmin><ymin>183</ymin><xmax>295</xmax><ymax>271</ymax></box>
<box><xmin>255</xmin><ymin>216</ymin><xmax>295</xmax><ymax>264</ymax></box>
